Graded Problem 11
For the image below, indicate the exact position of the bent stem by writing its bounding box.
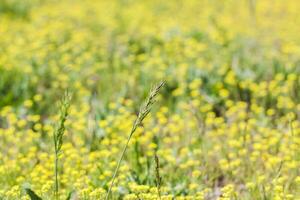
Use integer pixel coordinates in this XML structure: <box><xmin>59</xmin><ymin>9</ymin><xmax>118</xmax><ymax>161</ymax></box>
<box><xmin>105</xmin><ymin>81</ymin><xmax>165</xmax><ymax>200</ymax></box>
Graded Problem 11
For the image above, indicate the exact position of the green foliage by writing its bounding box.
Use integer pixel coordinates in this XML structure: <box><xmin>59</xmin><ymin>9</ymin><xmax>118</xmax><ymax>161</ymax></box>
<box><xmin>0</xmin><ymin>68</ymin><xmax>27</xmax><ymax>107</ymax></box>
<box><xmin>0</xmin><ymin>0</ymin><xmax>39</xmax><ymax>18</ymax></box>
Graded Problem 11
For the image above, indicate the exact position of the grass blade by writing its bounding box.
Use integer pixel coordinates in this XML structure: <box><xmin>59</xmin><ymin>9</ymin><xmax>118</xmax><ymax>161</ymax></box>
<box><xmin>155</xmin><ymin>153</ymin><xmax>162</xmax><ymax>200</ymax></box>
<box><xmin>25</xmin><ymin>188</ymin><xmax>43</xmax><ymax>200</ymax></box>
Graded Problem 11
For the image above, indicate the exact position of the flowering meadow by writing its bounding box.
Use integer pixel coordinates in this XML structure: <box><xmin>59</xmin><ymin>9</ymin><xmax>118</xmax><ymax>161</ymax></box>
<box><xmin>1</xmin><ymin>0</ymin><xmax>300</xmax><ymax>199</ymax></box>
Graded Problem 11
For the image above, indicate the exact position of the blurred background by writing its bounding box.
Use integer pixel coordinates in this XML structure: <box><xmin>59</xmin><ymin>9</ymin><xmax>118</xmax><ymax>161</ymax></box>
<box><xmin>1</xmin><ymin>0</ymin><xmax>300</xmax><ymax>112</ymax></box>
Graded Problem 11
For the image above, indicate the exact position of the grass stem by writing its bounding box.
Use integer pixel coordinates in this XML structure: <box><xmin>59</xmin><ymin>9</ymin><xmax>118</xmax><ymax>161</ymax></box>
<box><xmin>105</xmin><ymin>81</ymin><xmax>165</xmax><ymax>200</ymax></box>
<box><xmin>53</xmin><ymin>91</ymin><xmax>71</xmax><ymax>200</ymax></box>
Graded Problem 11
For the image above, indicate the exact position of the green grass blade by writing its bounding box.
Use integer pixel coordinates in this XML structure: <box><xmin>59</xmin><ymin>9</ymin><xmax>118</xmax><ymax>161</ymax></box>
<box><xmin>25</xmin><ymin>189</ymin><xmax>43</xmax><ymax>200</ymax></box>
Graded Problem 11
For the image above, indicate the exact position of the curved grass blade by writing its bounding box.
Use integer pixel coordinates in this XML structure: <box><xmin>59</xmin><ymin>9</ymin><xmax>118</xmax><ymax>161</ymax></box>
<box><xmin>66</xmin><ymin>191</ymin><xmax>73</xmax><ymax>200</ymax></box>
<box><xmin>25</xmin><ymin>188</ymin><xmax>43</xmax><ymax>200</ymax></box>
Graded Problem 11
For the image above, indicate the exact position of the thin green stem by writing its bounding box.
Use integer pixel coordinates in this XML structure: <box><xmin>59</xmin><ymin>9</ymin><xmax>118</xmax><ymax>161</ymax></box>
<box><xmin>105</xmin><ymin>128</ymin><xmax>135</xmax><ymax>200</ymax></box>
<box><xmin>105</xmin><ymin>81</ymin><xmax>164</xmax><ymax>200</ymax></box>
<box><xmin>155</xmin><ymin>153</ymin><xmax>162</xmax><ymax>200</ymax></box>
<box><xmin>55</xmin><ymin>151</ymin><xmax>59</xmax><ymax>200</ymax></box>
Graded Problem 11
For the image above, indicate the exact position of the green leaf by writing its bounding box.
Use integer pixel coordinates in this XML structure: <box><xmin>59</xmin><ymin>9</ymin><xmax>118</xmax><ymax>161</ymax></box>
<box><xmin>66</xmin><ymin>191</ymin><xmax>73</xmax><ymax>200</ymax></box>
<box><xmin>25</xmin><ymin>188</ymin><xmax>42</xmax><ymax>200</ymax></box>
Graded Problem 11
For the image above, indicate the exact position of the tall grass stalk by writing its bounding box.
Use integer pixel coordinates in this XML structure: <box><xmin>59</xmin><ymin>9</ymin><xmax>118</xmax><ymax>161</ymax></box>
<box><xmin>53</xmin><ymin>91</ymin><xmax>71</xmax><ymax>200</ymax></box>
<box><xmin>105</xmin><ymin>81</ymin><xmax>165</xmax><ymax>200</ymax></box>
<box><xmin>154</xmin><ymin>153</ymin><xmax>162</xmax><ymax>200</ymax></box>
